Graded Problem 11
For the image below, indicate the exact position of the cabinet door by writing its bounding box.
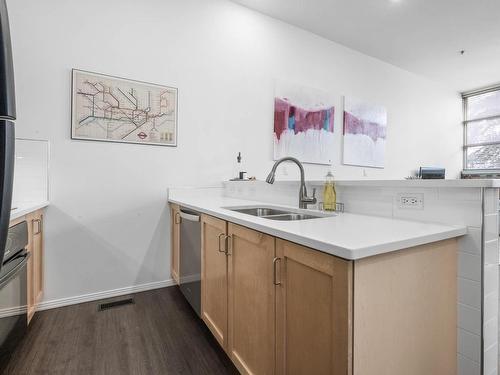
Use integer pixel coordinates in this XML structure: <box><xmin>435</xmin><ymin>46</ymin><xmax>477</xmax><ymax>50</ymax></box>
<box><xmin>170</xmin><ymin>204</ymin><xmax>180</xmax><ymax>284</ymax></box>
<box><xmin>26</xmin><ymin>211</ymin><xmax>44</xmax><ymax>323</ymax></box>
<box><xmin>26</xmin><ymin>220</ymin><xmax>35</xmax><ymax>323</ymax></box>
<box><xmin>201</xmin><ymin>214</ymin><xmax>228</xmax><ymax>349</ymax></box>
<box><xmin>227</xmin><ymin>223</ymin><xmax>275</xmax><ymax>375</ymax></box>
<box><xmin>276</xmin><ymin>239</ymin><xmax>353</xmax><ymax>375</ymax></box>
<box><xmin>32</xmin><ymin>211</ymin><xmax>43</xmax><ymax>304</ymax></box>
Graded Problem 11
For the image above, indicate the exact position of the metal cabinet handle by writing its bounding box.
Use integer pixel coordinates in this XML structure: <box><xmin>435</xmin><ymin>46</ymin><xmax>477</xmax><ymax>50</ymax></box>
<box><xmin>174</xmin><ymin>212</ymin><xmax>181</xmax><ymax>224</ymax></box>
<box><xmin>33</xmin><ymin>218</ymin><xmax>42</xmax><ymax>235</ymax></box>
<box><xmin>179</xmin><ymin>211</ymin><xmax>200</xmax><ymax>222</ymax></box>
<box><xmin>273</xmin><ymin>257</ymin><xmax>281</xmax><ymax>285</ymax></box>
<box><xmin>218</xmin><ymin>233</ymin><xmax>226</xmax><ymax>253</ymax></box>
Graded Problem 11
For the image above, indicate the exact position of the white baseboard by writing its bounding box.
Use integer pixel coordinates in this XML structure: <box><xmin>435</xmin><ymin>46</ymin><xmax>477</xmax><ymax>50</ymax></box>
<box><xmin>0</xmin><ymin>306</ymin><xmax>27</xmax><ymax>319</ymax></box>
<box><xmin>37</xmin><ymin>279</ymin><xmax>176</xmax><ymax>311</ymax></box>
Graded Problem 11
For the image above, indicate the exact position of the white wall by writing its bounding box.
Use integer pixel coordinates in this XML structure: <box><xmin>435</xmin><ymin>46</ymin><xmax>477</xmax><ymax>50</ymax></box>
<box><xmin>7</xmin><ymin>0</ymin><xmax>463</xmax><ymax>302</ymax></box>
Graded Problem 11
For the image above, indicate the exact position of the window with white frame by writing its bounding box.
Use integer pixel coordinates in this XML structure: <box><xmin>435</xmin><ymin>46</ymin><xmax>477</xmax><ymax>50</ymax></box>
<box><xmin>463</xmin><ymin>87</ymin><xmax>500</xmax><ymax>171</ymax></box>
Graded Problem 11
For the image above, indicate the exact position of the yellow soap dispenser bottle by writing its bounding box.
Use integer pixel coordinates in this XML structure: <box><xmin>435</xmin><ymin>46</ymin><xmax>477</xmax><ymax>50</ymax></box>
<box><xmin>323</xmin><ymin>171</ymin><xmax>336</xmax><ymax>211</ymax></box>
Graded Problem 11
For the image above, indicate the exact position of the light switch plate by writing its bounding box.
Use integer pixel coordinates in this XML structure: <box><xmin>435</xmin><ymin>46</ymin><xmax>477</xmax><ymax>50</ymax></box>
<box><xmin>398</xmin><ymin>193</ymin><xmax>424</xmax><ymax>209</ymax></box>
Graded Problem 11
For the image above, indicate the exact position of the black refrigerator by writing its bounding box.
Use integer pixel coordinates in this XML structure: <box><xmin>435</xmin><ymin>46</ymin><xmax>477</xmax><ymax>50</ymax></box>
<box><xmin>0</xmin><ymin>2</ymin><xmax>30</xmax><ymax>371</ymax></box>
<box><xmin>0</xmin><ymin>0</ymin><xmax>16</xmax><ymax>274</ymax></box>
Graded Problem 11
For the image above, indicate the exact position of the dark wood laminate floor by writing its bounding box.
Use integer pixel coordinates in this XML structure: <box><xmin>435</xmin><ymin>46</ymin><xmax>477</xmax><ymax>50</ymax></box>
<box><xmin>5</xmin><ymin>286</ymin><xmax>238</xmax><ymax>375</ymax></box>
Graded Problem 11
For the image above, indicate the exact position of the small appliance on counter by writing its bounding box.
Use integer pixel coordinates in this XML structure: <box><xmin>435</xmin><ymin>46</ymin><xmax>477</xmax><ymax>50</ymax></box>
<box><xmin>418</xmin><ymin>167</ymin><xmax>445</xmax><ymax>179</ymax></box>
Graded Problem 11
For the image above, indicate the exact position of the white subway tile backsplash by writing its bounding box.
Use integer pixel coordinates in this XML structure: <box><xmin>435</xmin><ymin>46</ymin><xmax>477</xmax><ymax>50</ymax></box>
<box><xmin>483</xmin><ymin>343</ymin><xmax>498</xmax><ymax>375</ymax></box>
<box><xmin>458</xmin><ymin>303</ymin><xmax>482</xmax><ymax>335</ymax></box>
<box><xmin>335</xmin><ymin>186</ymin><xmax>394</xmax><ymax>199</ymax></box>
<box><xmin>458</xmin><ymin>328</ymin><xmax>481</xmax><ymax>363</ymax></box>
<box><xmin>388</xmin><ymin>187</ymin><xmax>438</xmax><ymax>201</ymax></box>
<box><xmin>458</xmin><ymin>252</ymin><xmax>482</xmax><ymax>282</ymax></box>
<box><xmin>484</xmin><ymin>188</ymin><xmax>500</xmax><ymax>215</ymax></box>
<box><xmin>458</xmin><ymin>277</ymin><xmax>481</xmax><ymax>309</ymax></box>
<box><xmin>393</xmin><ymin>199</ymin><xmax>482</xmax><ymax>227</ymax></box>
<box><xmin>484</xmin><ymin>213</ymin><xmax>499</xmax><ymax>242</ymax></box>
<box><xmin>484</xmin><ymin>317</ymin><xmax>498</xmax><ymax>350</ymax></box>
<box><xmin>484</xmin><ymin>291</ymin><xmax>499</xmax><ymax>322</ymax></box>
<box><xmin>223</xmin><ymin>181</ymin><xmax>298</xmax><ymax>206</ymax></box>
<box><xmin>438</xmin><ymin>187</ymin><xmax>482</xmax><ymax>202</ymax></box>
<box><xmin>339</xmin><ymin>196</ymin><xmax>393</xmax><ymax>217</ymax></box>
<box><xmin>458</xmin><ymin>228</ymin><xmax>482</xmax><ymax>255</ymax></box>
<box><xmin>334</xmin><ymin>187</ymin><xmax>394</xmax><ymax>218</ymax></box>
<box><xmin>485</xmin><ymin>239</ymin><xmax>500</xmax><ymax>265</ymax></box>
<box><xmin>484</xmin><ymin>264</ymin><xmax>499</xmax><ymax>295</ymax></box>
<box><xmin>458</xmin><ymin>354</ymin><xmax>481</xmax><ymax>375</ymax></box>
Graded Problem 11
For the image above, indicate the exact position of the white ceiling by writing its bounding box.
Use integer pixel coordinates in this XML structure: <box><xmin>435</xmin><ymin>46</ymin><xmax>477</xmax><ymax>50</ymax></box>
<box><xmin>230</xmin><ymin>0</ymin><xmax>500</xmax><ymax>92</ymax></box>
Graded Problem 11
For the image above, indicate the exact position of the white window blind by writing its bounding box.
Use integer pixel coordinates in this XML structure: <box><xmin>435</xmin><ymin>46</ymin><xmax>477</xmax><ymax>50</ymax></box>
<box><xmin>463</xmin><ymin>86</ymin><xmax>500</xmax><ymax>171</ymax></box>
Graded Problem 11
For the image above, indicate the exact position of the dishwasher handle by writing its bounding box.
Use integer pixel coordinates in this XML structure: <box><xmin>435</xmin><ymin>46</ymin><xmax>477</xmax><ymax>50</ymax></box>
<box><xmin>0</xmin><ymin>250</ymin><xmax>30</xmax><ymax>290</ymax></box>
<box><xmin>179</xmin><ymin>210</ymin><xmax>200</xmax><ymax>222</ymax></box>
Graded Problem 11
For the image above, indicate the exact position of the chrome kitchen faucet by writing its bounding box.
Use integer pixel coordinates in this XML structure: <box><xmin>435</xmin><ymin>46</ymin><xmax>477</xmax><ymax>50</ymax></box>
<box><xmin>266</xmin><ymin>157</ymin><xmax>317</xmax><ymax>209</ymax></box>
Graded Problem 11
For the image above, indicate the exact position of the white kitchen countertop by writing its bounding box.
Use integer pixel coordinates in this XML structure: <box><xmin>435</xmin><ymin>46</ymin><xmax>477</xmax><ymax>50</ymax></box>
<box><xmin>168</xmin><ymin>188</ymin><xmax>466</xmax><ymax>260</ymax></box>
<box><xmin>10</xmin><ymin>201</ymin><xmax>49</xmax><ymax>220</ymax></box>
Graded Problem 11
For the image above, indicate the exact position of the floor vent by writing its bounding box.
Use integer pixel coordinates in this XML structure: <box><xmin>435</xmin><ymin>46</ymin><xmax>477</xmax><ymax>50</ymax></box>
<box><xmin>98</xmin><ymin>298</ymin><xmax>135</xmax><ymax>311</ymax></box>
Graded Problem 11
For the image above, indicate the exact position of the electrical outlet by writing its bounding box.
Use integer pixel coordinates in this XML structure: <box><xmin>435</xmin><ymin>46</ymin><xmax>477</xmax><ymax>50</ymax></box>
<box><xmin>398</xmin><ymin>193</ymin><xmax>424</xmax><ymax>209</ymax></box>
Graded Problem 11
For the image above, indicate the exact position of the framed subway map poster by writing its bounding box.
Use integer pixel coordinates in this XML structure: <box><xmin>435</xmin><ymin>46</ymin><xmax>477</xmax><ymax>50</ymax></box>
<box><xmin>71</xmin><ymin>69</ymin><xmax>178</xmax><ymax>146</ymax></box>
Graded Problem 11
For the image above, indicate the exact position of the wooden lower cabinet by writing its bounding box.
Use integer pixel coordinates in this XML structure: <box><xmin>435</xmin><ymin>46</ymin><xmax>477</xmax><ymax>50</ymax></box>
<box><xmin>10</xmin><ymin>209</ymin><xmax>45</xmax><ymax>324</ymax></box>
<box><xmin>352</xmin><ymin>239</ymin><xmax>457</xmax><ymax>375</ymax></box>
<box><xmin>170</xmin><ymin>204</ymin><xmax>180</xmax><ymax>284</ymax></box>
<box><xmin>201</xmin><ymin>214</ymin><xmax>228</xmax><ymax>349</ymax></box>
<box><xmin>197</xmin><ymin>214</ymin><xmax>457</xmax><ymax>375</ymax></box>
<box><xmin>275</xmin><ymin>239</ymin><xmax>352</xmax><ymax>375</ymax></box>
<box><xmin>26</xmin><ymin>240</ymin><xmax>35</xmax><ymax>321</ymax></box>
<box><xmin>227</xmin><ymin>223</ymin><xmax>276</xmax><ymax>375</ymax></box>
<box><xmin>32</xmin><ymin>211</ymin><xmax>44</xmax><ymax>304</ymax></box>
<box><xmin>27</xmin><ymin>210</ymin><xmax>44</xmax><ymax>323</ymax></box>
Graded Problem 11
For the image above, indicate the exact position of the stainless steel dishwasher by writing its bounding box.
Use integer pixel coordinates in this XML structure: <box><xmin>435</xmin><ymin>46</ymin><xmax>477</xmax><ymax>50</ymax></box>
<box><xmin>179</xmin><ymin>208</ymin><xmax>201</xmax><ymax>317</ymax></box>
<box><xmin>0</xmin><ymin>221</ymin><xmax>30</xmax><ymax>373</ymax></box>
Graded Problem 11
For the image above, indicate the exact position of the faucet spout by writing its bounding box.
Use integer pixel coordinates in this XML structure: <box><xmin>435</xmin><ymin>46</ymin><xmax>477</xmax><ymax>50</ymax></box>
<box><xmin>265</xmin><ymin>169</ymin><xmax>276</xmax><ymax>184</ymax></box>
<box><xmin>266</xmin><ymin>157</ymin><xmax>316</xmax><ymax>209</ymax></box>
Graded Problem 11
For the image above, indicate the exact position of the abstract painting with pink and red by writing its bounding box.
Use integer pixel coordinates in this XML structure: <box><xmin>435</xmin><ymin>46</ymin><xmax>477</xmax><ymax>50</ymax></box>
<box><xmin>273</xmin><ymin>81</ymin><xmax>336</xmax><ymax>165</ymax></box>
<box><xmin>343</xmin><ymin>97</ymin><xmax>387</xmax><ymax>168</ymax></box>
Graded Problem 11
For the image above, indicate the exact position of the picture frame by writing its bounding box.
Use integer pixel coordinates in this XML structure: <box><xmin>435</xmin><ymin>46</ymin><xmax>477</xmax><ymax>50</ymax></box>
<box><xmin>342</xmin><ymin>96</ymin><xmax>387</xmax><ymax>168</ymax></box>
<box><xmin>273</xmin><ymin>80</ymin><xmax>336</xmax><ymax>165</ymax></box>
<box><xmin>71</xmin><ymin>69</ymin><xmax>178</xmax><ymax>147</ymax></box>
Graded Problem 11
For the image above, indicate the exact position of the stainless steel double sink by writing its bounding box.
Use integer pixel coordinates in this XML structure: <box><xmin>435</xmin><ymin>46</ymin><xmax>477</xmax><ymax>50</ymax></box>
<box><xmin>225</xmin><ymin>206</ymin><xmax>334</xmax><ymax>221</ymax></box>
